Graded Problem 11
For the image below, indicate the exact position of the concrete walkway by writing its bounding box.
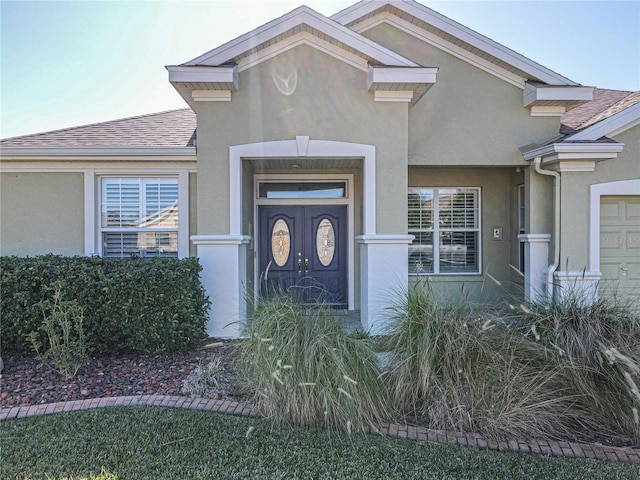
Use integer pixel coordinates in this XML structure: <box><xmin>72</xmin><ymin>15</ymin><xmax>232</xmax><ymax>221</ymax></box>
<box><xmin>2</xmin><ymin>394</ymin><xmax>640</xmax><ymax>464</ymax></box>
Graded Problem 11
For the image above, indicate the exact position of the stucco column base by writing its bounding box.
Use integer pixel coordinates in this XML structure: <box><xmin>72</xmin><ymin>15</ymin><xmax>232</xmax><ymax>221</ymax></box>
<box><xmin>191</xmin><ymin>235</ymin><xmax>251</xmax><ymax>338</ymax></box>
<box><xmin>553</xmin><ymin>270</ymin><xmax>602</xmax><ymax>305</ymax></box>
<box><xmin>518</xmin><ymin>234</ymin><xmax>551</xmax><ymax>303</ymax></box>
<box><xmin>356</xmin><ymin>234</ymin><xmax>413</xmax><ymax>336</ymax></box>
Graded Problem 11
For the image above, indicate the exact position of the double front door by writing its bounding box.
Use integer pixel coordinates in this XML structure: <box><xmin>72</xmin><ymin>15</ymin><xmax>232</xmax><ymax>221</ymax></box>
<box><xmin>258</xmin><ymin>205</ymin><xmax>347</xmax><ymax>306</ymax></box>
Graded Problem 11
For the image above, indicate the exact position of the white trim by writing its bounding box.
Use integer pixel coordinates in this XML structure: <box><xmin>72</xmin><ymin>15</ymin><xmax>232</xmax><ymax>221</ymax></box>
<box><xmin>356</xmin><ymin>234</ymin><xmax>413</xmax><ymax>244</ymax></box>
<box><xmin>589</xmin><ymin>179</ymin><xmax>640</xmax><ymax>273</ymax></box>
<box><xmin>568</xmin><ymin>102</ymin><xmax>640</xmax><ymax>141</ymax></box>
<box><xmin>88</xmin><ymin>170</ymin><xmax>191</xmax><ymax>258</ymax></box>
<box><xmin>177</xmin><ymin>170</ymin><xmax>190</xmax><ymax>258</ymax></box>
<box><xmin>367</xmin><ymin>64</ymin><xmax>438</xmax><ymax>89</ymax></box>
<box><xmin>0</xmin><ymin>162</ymin><xmax>196</xmax><ymax>173</ymax></box>
<box><xmin>522</xmin><ymin>142</ymin><xmax>624</xmax><ymax>161</ymax></box>
<box><xmin>186</xmin><ymin>6</ymin><xmax>418</xmax><ymax>68</ymax></box>
<box><xmin>253</xmin><ymin>173</ymin><xmax>355</xmax><ymax>310</ymax></box>
<box><xmin>84</xmin><ymin>170</ymin><xmax>97</xmax><ymax>256</ymax></box>
<box><xmin>229</xmin><ymin>137</ymin><xmax>376</xmax><ymax>237</ymax></box>
<box><xmin>191</xmin><ymin>235</ymin><xmax>251</xmax><ymax>246</ymax></box>
<box><xmin>192</xmin><ymin>90</ymin><xmax>232</xmax><ymax>102</ymax></box>
<box><xmin>374</xmin><ymin>91</ymin><xmax>413</xmax><ymax>102</ymax></box>
<box><xmin>238</xmin><ymin>31</ymin><xmax>369</xmax><ymax>73</ymax></box>
<box><xmin>335</xmin><ymin>2</ymin><xmax>578</xmax><ymax>86</ymax></box>
<box><xmin>167</xmin><ymin>65</ymin><xmax>238</xmax><ymax>88</ymax></box>
<box><xmin>523</xmin><ymin>83</ymin><xmax>593</xmax><ymax>108</ymax></box>
<box><xmin>0</xmin><ymin>147</ymin><xmax>196</xmax><ymax>158</ymax></box>
<box><xmin>351</xmin><ymin>12</ymin><xmax>526</xmax><ymax>89</ymax></box>
<box><xmin>530</xmin><ymin>106</ymin><xmax>566</xmax><ymax>117</ymax></box>
<box><xmin>408</xmin><ymin>187</ymin><xmax>482</xmax><ymax>275</ymax></box>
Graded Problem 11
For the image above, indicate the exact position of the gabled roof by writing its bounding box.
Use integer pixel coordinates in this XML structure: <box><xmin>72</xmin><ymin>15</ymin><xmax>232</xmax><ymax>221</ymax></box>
<box><xmin>561</xmin><ymin>89</ymin><xmax>636</xmax><ymax>134</ymax></box>
<box><xmin>332</xmin><ymin>0</ymin><xmax>579</xmax><ymax>87</ymax></box>
<box><xmin>184</xmin><ymin>5</ymin><xmax>418</xmax><ymax>69</ymax></box>
<box><xmin>0</xmin><ymin>109</ymin><xmax>196</xmax><ymax>148</ymax></box>
<box><xmin>564</xmin><ymin>91</ymin><xmax>640</xmax><ymax>141</ymax></box>
<box><xmin>167</xmin><ymin>4</ymin><xmax>436</xmax><ymax>109</ymax></box>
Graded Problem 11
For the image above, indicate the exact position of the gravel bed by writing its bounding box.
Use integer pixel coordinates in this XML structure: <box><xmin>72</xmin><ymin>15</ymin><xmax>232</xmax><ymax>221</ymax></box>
<box><xmin>0</xmin><ymin>341</ymin><xmax>241</xmax><ymax>409</ymax></box>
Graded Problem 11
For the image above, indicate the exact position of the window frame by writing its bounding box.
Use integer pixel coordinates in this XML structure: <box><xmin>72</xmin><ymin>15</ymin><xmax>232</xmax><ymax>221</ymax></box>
<box><xmin>86</xmin><ymin>171</ymin><xmax>189</xmax><ymax>258</ymax></box>
<box><xmin>408</xmin><ymin>187</ymin><xmax>482</xmax><ymax>275</ymax></box>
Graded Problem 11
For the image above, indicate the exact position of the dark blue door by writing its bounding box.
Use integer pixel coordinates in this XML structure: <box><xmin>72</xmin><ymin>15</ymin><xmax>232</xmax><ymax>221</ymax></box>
<box><xmin>259</xmin><ymin>205</ymin><xmax>347</xmax><ymax>306</ymax></box>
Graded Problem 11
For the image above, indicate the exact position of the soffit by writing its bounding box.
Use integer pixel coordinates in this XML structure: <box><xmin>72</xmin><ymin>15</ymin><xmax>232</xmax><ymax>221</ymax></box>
<box><xmin>247</xmin><ymin>157</ymin><xmax>361</xmax><ymax>171</ymax></box>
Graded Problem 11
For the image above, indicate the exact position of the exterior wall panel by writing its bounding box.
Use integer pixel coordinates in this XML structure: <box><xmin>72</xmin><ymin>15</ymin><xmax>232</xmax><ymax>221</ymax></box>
<box><xmin>0</xmin><ymin>172</ymin><xmax>84</xmax><ymax>256</ymax></box>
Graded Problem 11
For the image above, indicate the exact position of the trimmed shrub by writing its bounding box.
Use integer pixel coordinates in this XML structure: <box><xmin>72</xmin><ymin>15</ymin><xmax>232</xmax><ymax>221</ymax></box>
<box><xmin>1</xmin><ymin>255</ymin><xmax>210</xmax><ymax>354</ymax></box>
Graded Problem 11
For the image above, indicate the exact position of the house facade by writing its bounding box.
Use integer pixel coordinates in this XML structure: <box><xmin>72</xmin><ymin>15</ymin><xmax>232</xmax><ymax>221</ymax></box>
<box><xmin>2</xmin><ymin>1</ymin><xmax>638</xmax><ymax>338</ymax></box>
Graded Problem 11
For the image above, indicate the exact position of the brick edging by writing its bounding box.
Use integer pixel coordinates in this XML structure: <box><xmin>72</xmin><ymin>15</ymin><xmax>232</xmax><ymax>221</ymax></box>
<box><xmin>2</xmin><ymin>395</ymin><xmax>639</xmax><ymax>463</ymax></box>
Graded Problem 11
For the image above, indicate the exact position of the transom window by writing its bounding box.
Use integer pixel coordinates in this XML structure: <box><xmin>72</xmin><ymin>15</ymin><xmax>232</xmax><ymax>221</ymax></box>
<box><xmin>100</xmin><ymin>177</ymin><xmax>179</xmax><ymax>257</ymax></box>
<box><xmin>408</xmin><ymin>187</ymin><xmax>480</xmax><ymax>274</ymax></box>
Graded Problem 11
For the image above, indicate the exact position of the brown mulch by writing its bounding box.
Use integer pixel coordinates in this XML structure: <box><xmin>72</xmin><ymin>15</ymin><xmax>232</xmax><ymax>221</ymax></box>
<box><xmin>0</xmin><ymin>340</ymin><xmax>242</xmax><ymax>409</ymax></box>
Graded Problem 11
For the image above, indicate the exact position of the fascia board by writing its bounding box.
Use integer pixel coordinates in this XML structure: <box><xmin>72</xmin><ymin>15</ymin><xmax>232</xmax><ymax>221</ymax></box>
<box><xmin>331</xmin><ymin>0</ymin><xmax>386</xmax><ymax>24</ymax></box>
<box><xmin>337</xmin><ymin>1</ymin><xmax>578</xmax><ymax>86</ymax></box>
<box><xmin>524</xmin><ymin>83</ymin><xmax>593</xmax><ymax>107</ymax></box>
<box><xmin>567</xmin><ymin>103</ymin><xmax>640</xmax><ymax>141</ymax></box>
<box><xmin>167</xmin><ymin>65</ymin><xmax>238</xmax><ymax>88</ymax></box>
<box><xmin>0</xmin><ymin>147</ymin><xmax>197</xmax><ymax>158</ymax></box>
<box><xmin>522</xmin><ymin>142</ymin><xmax>624</xmax><ymax>160</ymax></box>
<box><xmin>367</xmin><ymin>65</ymin><xmax>438</xmax><ymax>88</ymax></box>
<box><xmin>184</xmin><ymin>5</ymin><xmax>417</xmax><ymax>68</ymax></box>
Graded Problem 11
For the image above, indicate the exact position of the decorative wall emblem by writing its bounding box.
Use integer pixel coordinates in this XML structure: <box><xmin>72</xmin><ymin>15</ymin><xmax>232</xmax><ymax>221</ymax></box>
<box><xmin>271</xmin><ymin>219</ymin><xmax>291</xmax><ymax>267</ymax></box>
<box><xmin>316</xmin><ymin>218</ymin><xmax>335</xmax><ymax>267</ymax></box>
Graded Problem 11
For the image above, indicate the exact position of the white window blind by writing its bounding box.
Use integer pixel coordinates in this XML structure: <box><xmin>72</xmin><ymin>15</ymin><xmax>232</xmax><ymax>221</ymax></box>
<box><xmin>408</xmin><ymin>187</ymin><xmax>480</xmax><ymax>274</ymax></box>
<box><xmin>100</xmin><ymin>177</ymin><xmax>179</xmax><ymax>257</ymax></box>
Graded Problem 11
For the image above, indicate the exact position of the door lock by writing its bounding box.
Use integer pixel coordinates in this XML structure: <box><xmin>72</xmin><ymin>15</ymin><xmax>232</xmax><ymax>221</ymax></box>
<box><xmin>305</xmin><ymin>258</ymin><xmax>309</xmax><ymax>274</ymax></box>
<box><xmin>298</xmin><ymin>257</ymin><xmax>303</xmax><ymax>274</ymax></box>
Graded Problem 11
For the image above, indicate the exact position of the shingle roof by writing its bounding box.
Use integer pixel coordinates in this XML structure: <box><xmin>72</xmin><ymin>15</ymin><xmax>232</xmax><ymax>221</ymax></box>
<box><xmin>561</xmin><ymin>89</ymin><xmax>638</xmax><ymax>135</ymax></box>
<box><xmin>0</xmin><ymin>109</ymin><xmax>196</xmax><ymax>147</ymax></box>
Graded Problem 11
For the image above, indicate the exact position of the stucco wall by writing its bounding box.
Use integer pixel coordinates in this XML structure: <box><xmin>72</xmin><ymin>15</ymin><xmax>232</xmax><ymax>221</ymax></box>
<box><xmin>195</xmin><ymin>44</ymin><xmax>409</xmax><ymax>236</ymax></box>
<box><xmin>361</xmin><ymin>23</ymin><xmax>560</xmax><ymax>167</ymax></box>
<box><xmin>559</xmin><ymin>124</ymin><xmax>640</xmax><ymax>270</ymax></box>
<box><xmin>408</xmin><ymin>167</ymin><xmax>516</xmax><ymax>302</ymax></box>
<box><xmin>0</xmin><ymin>172</ymin><xmax>84</xmax><ymax>256</ymax></box>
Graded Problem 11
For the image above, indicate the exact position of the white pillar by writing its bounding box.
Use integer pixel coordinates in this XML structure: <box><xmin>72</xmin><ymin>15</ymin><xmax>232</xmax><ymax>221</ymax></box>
<box><xmin>356</xmin><ymin>234</ymin><xmax>413</xmax><ymax>335</ymax></box>
<box><xmin>553</xmin><ymin>270</ymin><xmax>602</xmax><ymax>304</ymax></box>
<box><xmin>191</xmin><ymin>235</ymin><xmax>250</xmax><ymax>338</ymax></box>
<box><xmin>518</xmin><ymin>233</ymin><xmax>551</xmax><ymax>303</ymax></box>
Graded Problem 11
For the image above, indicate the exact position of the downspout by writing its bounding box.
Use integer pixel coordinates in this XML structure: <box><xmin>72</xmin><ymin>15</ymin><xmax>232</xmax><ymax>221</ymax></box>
<box><xmin>532</xmin><ymin>156</ymin><xmax>560</xmax><ymax>299</ymax></box>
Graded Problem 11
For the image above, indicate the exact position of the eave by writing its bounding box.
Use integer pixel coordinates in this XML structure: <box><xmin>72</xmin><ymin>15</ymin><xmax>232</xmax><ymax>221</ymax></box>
<box><xmin>166</xmin><ymin>65</ymin><xmax>238</xmax><ymax>110</ymax></box>
<box><xmin>333</xmin><ymin>1</ymin><xmax>579</xmax><ymax>87</ymax></box>
<box><xmin>367</xmin><ymin>65</ymin><xmax>437</xmax><ymax>104</ymax></box>
<box><xmin>567</xmin><ymin>102</ymin><xmax>640</xmax><ymax>141</ymax></box>
<box><xmin>524</xmin><ymin>82</ymin><xmax>594</xmax><ymax>117</ymax></box>
<box><xmin>522</xmin><ymin>142</ymin><xmax>624</xmax><ymax>172</ymax></box>
<box><xmin>0</xmin><ymin>146</ymin><xmax>197</xmax><ymax>162</ymax></box>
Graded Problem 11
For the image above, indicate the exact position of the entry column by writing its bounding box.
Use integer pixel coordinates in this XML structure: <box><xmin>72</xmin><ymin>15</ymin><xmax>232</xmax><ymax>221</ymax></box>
<box><xmin>356</xmin><ymin>234</ymin><xmax>414</xmax><ymax>335</ymax></box>
<box><xmin>191</xmin><ymin>235</ymin><xmax>251</xmax><ymax>338</ymax></box>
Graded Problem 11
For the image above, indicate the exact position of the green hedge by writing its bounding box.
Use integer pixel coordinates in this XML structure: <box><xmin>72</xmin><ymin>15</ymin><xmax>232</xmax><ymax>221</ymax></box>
<box><xmin>1</xmin><ymin>255</ymin><xmax>210</xmax><ymax>354</ymax></box>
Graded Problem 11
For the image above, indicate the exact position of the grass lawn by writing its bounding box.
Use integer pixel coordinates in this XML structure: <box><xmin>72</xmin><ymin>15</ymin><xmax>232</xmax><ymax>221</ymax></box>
<box><xmin>1</xmin><ymin>407</ymin><xmax>639</xmax><ymax>479</ymax></box>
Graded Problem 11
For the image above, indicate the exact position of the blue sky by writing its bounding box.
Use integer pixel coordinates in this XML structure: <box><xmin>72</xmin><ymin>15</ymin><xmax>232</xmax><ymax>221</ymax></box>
<box><xmin>2</xmin><ymin>0</ymin><xmax>639</xmax><ymax>139</ymax></box>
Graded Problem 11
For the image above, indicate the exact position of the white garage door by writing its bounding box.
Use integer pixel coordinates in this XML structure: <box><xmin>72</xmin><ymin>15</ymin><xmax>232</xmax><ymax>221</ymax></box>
<box><xmin>600</xmin><ymin>196</ymin><xmax>640</xmax><ymax>302</ymax></box>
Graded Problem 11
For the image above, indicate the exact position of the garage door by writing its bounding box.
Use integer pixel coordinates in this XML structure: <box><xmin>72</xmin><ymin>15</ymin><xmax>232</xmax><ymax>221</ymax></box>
<box><xmin>600</xmin><ymin>196</ymin><xmax>640</xmax><ymax>302</ymax></box>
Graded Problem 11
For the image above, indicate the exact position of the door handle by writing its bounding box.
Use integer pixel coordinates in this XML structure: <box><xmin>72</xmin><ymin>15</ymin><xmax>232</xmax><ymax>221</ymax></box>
<box><xmin>298</xmin><ymin>258</ymin><xmax>303</xmax><ymax>274</ymax></box>
<box><xmin>305</xmin><ymin>258</ymin><xmax>309</xmax><ymax>274</ymax></box>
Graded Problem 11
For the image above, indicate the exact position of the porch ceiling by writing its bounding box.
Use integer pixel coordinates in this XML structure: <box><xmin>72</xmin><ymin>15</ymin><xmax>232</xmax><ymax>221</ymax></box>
<box><xmin>247</xmin><ymin>157</ymin><xmax>361</xmax><ymax>170</ymax></box>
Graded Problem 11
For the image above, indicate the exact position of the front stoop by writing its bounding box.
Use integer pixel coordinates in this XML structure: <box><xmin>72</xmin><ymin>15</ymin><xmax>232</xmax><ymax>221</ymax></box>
<box><xmin>2</xmin><ymin>396</ymin><xmax>639</xmax><ymax>463</ymax></box>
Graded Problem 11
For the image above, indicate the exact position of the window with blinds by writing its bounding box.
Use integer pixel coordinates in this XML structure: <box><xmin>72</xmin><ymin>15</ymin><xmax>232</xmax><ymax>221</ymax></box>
<box><xmin>408</xmin><ymin>187</ymin><xmax>480</xmax><ymax>274</ymax></box>
<box><xmin>100</xmin><ymin>177</ymin><xmax>179</xmax><ymax>257</ymax></box>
